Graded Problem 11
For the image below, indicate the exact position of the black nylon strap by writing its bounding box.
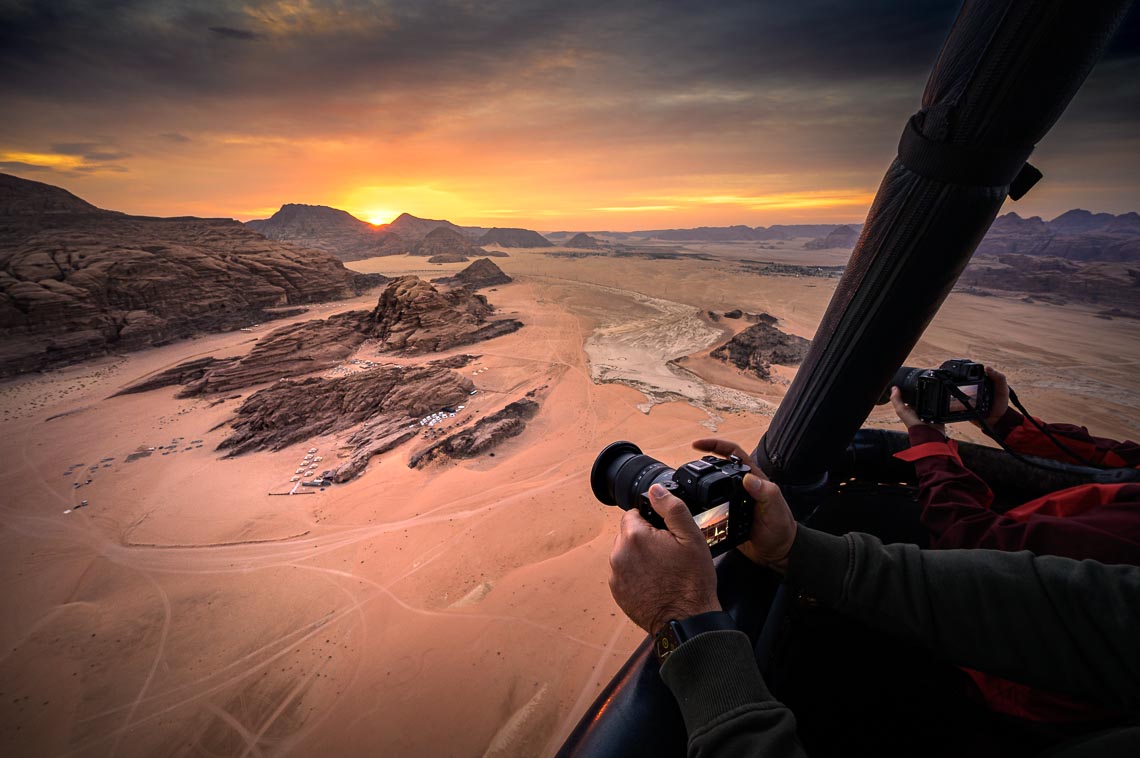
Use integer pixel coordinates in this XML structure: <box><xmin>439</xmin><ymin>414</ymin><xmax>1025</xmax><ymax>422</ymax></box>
<box><xmin>898</xmin><ymin>114</ymin><xmax>1040</xmax><ymax>197</ymax></box>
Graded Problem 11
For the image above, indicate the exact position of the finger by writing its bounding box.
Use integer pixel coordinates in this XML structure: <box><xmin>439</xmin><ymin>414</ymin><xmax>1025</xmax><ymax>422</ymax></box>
<box><xmin>889</xmin><ymin>387</ymin><xmax>909</xmax><ymax>416</ymax></box>
<box><xmin>648</xmin><ymin>484</ymin><xmax>702</xmax><ymax>542</ymax></box>
<box><xmin>620</xmin><ymin>507</ymin><xmax>651</xmax><ymax>538</ymax></box>
<box><xmin>692</xmin><ymin>438</ymin><xmax>749</xmax><ymax>461</ymax></box>
<box><xmin>743</xmin><ymin>472</ymin><xmax>782</xmax><ymax>507</ymax></box>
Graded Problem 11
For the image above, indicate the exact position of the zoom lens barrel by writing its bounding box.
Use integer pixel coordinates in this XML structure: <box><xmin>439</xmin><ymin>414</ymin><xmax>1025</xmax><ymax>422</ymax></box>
<box><xmin>590</xmin><ymin>441</ymin><xmax>675</xmax><ymax>510</ymax></box>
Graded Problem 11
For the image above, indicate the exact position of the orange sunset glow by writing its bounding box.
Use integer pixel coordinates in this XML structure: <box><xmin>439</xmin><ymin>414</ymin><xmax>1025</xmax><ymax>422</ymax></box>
<box><xmin>1</xmin><ymin>2</ymin><xmax>1137</xmax><ymax>229</ymax></box>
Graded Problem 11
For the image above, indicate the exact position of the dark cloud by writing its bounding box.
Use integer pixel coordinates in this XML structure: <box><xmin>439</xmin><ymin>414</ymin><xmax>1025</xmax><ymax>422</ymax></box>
<box><xmin>51</xmin><ymin>142</ymin><xmax>132</xmax><ymax>161</ymax></box>
<box><xmin>70</xmin><ymin>163</ymin><xmax>128</xmax><ymax>173</ymax></box>
<box><xmin>0</xmin><ymin>0</ymin><xmax>1135</xmax><ymax>215</ymax></box>
<box><xmin>208</xmin><ymin>26</ymin><xmax>259</xmax><ymax>41</ymax></box>
<box><xmin>0</xmin><ymin>161</ymin><xmax>51</xmax><ymax>172</ymax></box>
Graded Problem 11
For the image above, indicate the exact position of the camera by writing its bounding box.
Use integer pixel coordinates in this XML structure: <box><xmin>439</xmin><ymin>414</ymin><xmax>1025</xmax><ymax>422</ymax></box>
<box><xmin>879</xmin><ymin>359</ymin><xmax>994</xmax><ymax>424</ymax></box>
<box><xmin>590</xmin><ymin>441</ymin><xmax>754</xmax><ymax>557</ymax></box>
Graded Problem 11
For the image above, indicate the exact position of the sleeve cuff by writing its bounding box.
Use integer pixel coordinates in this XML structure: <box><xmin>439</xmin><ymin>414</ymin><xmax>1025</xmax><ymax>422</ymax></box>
<box><xmin>893</xmin><ymin>437</ymin><xmax>961</xmax><ymax>463</ymax></box>
<box><xmin>660</xmin><ymin>630</ymin><xmax>773</xmax><ymax>735</ymax></box>
<box><xmin>784</xmin><ymin>527</ymin><xmax>852</xmax><ymax>608</ymax></box>
<box><xmin>990</xmin><ymin>407</ymin><xmax>1024</xmax><ymax>440</ymax></box>
<box><xmin>907</xmin><ymin>424</ymin><xmax>947</xmax><ymax>446</ymax></box>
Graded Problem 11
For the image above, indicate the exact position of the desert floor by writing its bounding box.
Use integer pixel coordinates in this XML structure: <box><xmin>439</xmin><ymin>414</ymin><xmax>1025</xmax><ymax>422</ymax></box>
<box><xmin>2</xmin><ymin>240</ymin><xmax>1138</xmax><ymax>757</ymax></box>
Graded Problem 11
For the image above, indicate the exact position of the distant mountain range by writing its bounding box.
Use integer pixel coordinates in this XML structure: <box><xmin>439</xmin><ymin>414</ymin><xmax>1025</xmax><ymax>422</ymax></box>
<box><xmin>624</xmin><ymin>223</ymin><xmax>859</xmax><ymax>242</ymax></box>
<box><xmin>977</xmin><ymin>210</ymin><xmax>1140</xmax><ymax>262</ymax></box>
<box><xmin>0</xmin><ymin>174</ymin><xmax>378</xmax><ymax>376</ymax></box>
<box><xmin>247</xmin><ymin>202</ymin><xmax>1140</xmax><ymax>266</ymax></box>
<box><xmin>246</xmin><ymin>205</ymin><xmax>493</xmax><ymax>261</ymax></box>
<box><xmin>477</xmin><ymin>227</ymin><xmax>553</xmax><ymax>248</ymax></box>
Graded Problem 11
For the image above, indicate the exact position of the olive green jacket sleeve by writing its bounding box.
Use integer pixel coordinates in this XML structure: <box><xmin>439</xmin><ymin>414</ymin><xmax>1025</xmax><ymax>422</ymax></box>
<box><xmin>786</xmin><ymin>527</ymin><xmax>1140</xmax><ymax>711</ymax></box>
<box><xmin>660</xmin><ymin>527</ymin><xmax>1140</xmax><ymax>757</ymax></box>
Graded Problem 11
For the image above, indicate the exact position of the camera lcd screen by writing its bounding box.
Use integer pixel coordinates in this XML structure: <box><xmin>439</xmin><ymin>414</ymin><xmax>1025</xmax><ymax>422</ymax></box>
<box><xmin>693</xmin><ymin>502</ymin><xmax>731</xmax><ymax>548</ymax></box>
<box><xmin>948</xmin><ymin>383</ymin><xmax>979</xmax><ymax>413</ymax></box>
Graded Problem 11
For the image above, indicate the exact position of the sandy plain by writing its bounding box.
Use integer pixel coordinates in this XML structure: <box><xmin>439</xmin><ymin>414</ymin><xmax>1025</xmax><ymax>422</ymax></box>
<box><xmin>1</xmin><ymin>238</ymin><xmax>1138</xmax><ymax>757</ymax></box>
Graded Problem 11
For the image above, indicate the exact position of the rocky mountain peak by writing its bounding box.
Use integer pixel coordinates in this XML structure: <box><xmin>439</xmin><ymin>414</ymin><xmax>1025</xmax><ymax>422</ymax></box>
<box><xmin>565</xmin><ymin>232</ymin><xmax>602</xmax><ymax>249</ymax></box>
<box><xmin>432</xmin><ymin>258</ymin><xmax>512</xmax><ymax>290</ymax></box>
<box><xmin>0</xmin><ymin>172</ymin><xmax>103</xmax><ymax>215</ymax></box>
<box><xmin>254</xmin><ymin>203</ymin><xmax>376</xmax><ymax>231</ymax></box>
<box><xmin>382</xmin><ymin>213</ymin><xmax>471</xmax><ymax>241</ymax></box>
<box><xmin>411</xmin><ymin>226</ymin><xmax>485</xmax><ymax>261</ymax></box>
<box><xmin>476</xmin><ymin>227</ymin><xmax>553</xmax><ymax>248</ymax></box>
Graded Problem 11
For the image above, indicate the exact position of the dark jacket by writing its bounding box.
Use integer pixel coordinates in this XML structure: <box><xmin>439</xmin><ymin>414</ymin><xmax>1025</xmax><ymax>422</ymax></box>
<box><xmin>659</xmin><ymin>527</ymin><xmax>1140</xmax><ymax>757</ymax></box>
<box><xmin>895</xmin><ymin>410</ymin><xmax>1140</xmax><ymax>720</ymax></box>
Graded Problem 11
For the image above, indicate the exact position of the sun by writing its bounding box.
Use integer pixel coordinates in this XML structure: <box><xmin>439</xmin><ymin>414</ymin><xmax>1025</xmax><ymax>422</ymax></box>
<box><xmin>362</xmin><ymin>209</ymin><xmax>398</xmax><ymax>225</ymax></box>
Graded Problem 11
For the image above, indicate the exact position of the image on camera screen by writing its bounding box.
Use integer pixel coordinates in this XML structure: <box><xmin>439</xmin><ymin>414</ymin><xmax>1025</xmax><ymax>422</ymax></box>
<box><xmin>693</xmin><ymin>502</ymin><xmax>731</xmax><ymax>548</ymax></box>
<box><xmin>948</xmin><ymin>383</ymin><xmax>979</xmax><ymax>413</ymax></box>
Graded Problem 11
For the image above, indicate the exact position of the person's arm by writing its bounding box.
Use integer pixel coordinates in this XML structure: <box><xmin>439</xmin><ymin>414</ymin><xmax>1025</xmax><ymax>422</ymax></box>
<box><xmin>608</xmin><ymin>476</ymin><xmax>806</xmax><ymax>757</ymax></box>
<box><xmin>975</xmin><ymin>368</ymin><xmax>1138</xmax><ymax>466</ymax></box>
<box><xmin>990</xmin><ymin>407</ymin><xmax>1140</xmax><ymax>467</ymax></box>
<box><xmin>895</xmin><ymin>424</ymin><xmax>1140</xmax><ymax>558</ymax></box>
<box><xmin>659</xmin><ymin>630</ymin><xmax>806</xmax><ymax>758</ymax></box>
<box><xmin>889</xmin><ymin>386</ymin><xmax>1040</xmax><ymax>551</ymax></box>
<box><xmin>786</xmin><ymin>527</ymin><xmax>1140</xmax><ymax>711</ymax></box>
<box><xmin>893</xmin><ymin>422</ymin><xmax>1007</xmax><ymax>547</ymax></box>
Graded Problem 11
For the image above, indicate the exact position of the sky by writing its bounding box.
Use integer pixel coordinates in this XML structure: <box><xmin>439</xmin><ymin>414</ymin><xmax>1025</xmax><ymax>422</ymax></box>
<box><xmin>1</xmin><ymin>0</ymin><xmax>1137</xmax><ymax>230</ymax></box>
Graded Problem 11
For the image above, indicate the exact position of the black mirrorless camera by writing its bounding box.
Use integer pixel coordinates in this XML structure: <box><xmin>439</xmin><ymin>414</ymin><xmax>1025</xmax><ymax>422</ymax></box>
<box><xmin>879</xmin><ymin>359</ymin><xmax>994</xmax><ymax>424</ymax></box>
<box><xmin>590</xmin><ymin>441</ymin><xmax>753</xmax><ymax>557</ymax></box>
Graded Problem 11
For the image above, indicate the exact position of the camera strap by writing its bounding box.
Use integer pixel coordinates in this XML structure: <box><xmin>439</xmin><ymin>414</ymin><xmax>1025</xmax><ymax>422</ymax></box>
<box><xmin>897</xmin><ymin>114</ymin><xmax>1043</xmax><ymax>200</ymax></box>
<box><xmin>938</xmin><ymin>379</ymin><xmax>1131</xmax><ymax>476</ymax></box>
<box><xmin>1006</xmin><ymin>389</ymin><xmax>1101</xmax><ymax>468</ymax></box>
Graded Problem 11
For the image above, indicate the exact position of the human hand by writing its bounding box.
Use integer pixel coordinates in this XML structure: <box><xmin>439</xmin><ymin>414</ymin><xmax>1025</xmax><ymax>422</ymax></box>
<box><xmin>692</xmin><ymin>439</ymin><xmax>797</xmax><ymax>572</ymax></box>
<box><xmin>890</xmin><ymin>386</ymin><xmax>946</xmax><ymax>437</ymax></box>
<box><xmin>692</xmin><ymin>437</ymin><xmax>757</xmax><ymax>467</ymax></box>
<box><xmin>608</xmin><ymin>483</ymin><xmax>721</xmax><ymax>634</ymax></box>
<box><xmin>977</xmin><ymin>366</ymin><xmax>1009</xmax><ymax>428</ymax></box>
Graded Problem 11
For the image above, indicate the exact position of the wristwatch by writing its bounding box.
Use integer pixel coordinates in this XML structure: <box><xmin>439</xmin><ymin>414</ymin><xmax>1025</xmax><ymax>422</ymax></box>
<box><xmin>653</xmin><ymin>610</ymin><xmax>736</xmax><ymax>665</ymax></box>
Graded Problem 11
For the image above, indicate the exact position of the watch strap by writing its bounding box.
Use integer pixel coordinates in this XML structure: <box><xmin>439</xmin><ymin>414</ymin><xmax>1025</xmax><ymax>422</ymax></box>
<box><xmin>654</xmin><ymin>610</ymin><xmax>736</xmax><ymax>665</ymax></box>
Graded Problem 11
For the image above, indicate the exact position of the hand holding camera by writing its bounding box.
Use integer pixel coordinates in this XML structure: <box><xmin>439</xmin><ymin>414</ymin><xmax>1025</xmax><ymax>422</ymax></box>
<box><xmin>880</xmin><ymin>358</ymin><xmax>996</xmax><ymax>426</ymax></box>
<box><xmin>607</xmin><ymin>483</ymin><xmax>723</xmax><ymax>634</ymax></box>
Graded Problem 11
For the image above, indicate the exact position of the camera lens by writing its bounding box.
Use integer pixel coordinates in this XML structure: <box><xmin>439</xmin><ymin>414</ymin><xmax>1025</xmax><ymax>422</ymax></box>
<box><xmin>878</xmin><ymin>366</ymin><xmax>923</xmax><ymax>404</ymax></box>
<box><xmin>590</xmin><ymin>441</ymin><xmax>675</xmax><ymax>510</ymax></box>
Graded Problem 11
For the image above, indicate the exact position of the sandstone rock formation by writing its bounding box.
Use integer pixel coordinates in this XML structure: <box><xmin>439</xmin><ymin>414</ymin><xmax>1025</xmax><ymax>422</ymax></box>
<box><xmin>476</xmin><ymin>227</ymin><xmax>553</xmax><ymax>248</ymax></box>
<box><xmin>804</xmin><ymin>225</ymin><xmax>859</xmax><ymax>250</ymax></box>
<box><xmin>565</xmin><ymin>232</ymin><xmax>602</xmax><ymax>249</ymax></box>
<box><xmin>409</xmin><ymin>396</ymin><xmax>540</xmax><ymax>468</ymax></box>
<box><xmin>245</xmin><ymin>203</ymin><xmax>404</xmax><ymax>261</ymax></box>
<box><xmin>118</xmin><ymin>277</ymin><xmax>521</xmax><ymax>396</ymax></box>
<box><xmin>218</xmin><ymin>364</ymin><xmax>474</xmax><ymax>457</ymax></box>
<box><xmin>958</xmin><ymin>254</ymin><xmax>1140</xmax><ymax>316</ymax></box>
<box><xmin>431</xmin><ymin>258</ymin><xmax>512</xmax><ymax>290</ymax></box>
<box><xmin>711</xmin><ymin>316</ymin><xmax>811</xmax><ymax>380</ymax></box>
<box><xmin>112</xmin><ymin>356</ymin><xmax>235</xmax><ymax>396</ymax></box>
<box><xmin>364</xmin><ymin>276</ymin><xmax>522</xmax><ymax>353</ymax></box>
<box><xmin>411</xmin><ymin>227</ymin><xmax>486</xmax><ymax>261</ymax></box>
<box><xmin>0</xmin><ymin>173</ymin><xmax>378</xmax><ymax>377</ymax></box>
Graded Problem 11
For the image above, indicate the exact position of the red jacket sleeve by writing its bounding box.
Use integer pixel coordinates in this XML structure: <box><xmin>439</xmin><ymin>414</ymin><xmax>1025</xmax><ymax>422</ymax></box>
<box><xmin>894</xmin><ymin>425</ymin><xmax>1140</xmax><ymax>560</ymax></box>
<box><xmin>991</xmin><ymin>408</ymin><xmax>1140</xmax><ymax>467</ymax></box>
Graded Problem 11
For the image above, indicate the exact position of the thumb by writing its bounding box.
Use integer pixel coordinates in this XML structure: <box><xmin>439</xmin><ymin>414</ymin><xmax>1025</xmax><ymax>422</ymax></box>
<box><xmin>648</xmin><ymin>484</ymin><xmax>701</xmax><ymax>541</ymax></box>
<box><xmin>743</xmin><ymin>472</ymin><xmax>781</xmax><ymax>508</ymax></box>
